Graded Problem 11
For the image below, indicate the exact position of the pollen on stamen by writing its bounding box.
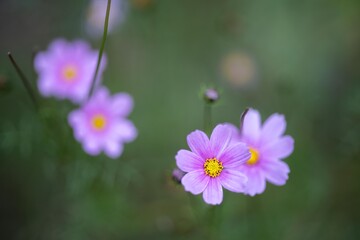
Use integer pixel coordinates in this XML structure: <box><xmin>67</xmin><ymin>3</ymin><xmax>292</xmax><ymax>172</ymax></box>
<box><xmin>91</xmin><ymin>114</ymin><xmax>107</xmax><ymax>130</ymax></box>
<box><xmin>204</xmin><ymin>158</ymin><xmax>224</xmax><ymax>178</ymax></box>
<box><xmin>63</xmin><ymin>66</ymin><xmax>77</xmax><ymax>81</ymax></box>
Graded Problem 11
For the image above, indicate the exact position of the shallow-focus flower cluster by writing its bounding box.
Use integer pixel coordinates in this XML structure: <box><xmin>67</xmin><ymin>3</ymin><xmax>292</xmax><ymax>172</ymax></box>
<box><xmin>35</xmin><ymin>38</ymin><xmax>137</xmax><ymax>159</ymax></box>
<box><xmin>175</xmin><ymin>108</ymin><xmax>294</xmax><ymax>205</ymax></box>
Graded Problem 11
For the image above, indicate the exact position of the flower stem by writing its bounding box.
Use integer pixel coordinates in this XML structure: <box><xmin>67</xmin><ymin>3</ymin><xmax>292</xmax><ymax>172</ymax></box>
<box><xmin>88</xmin><ymin>0</ymin><xmax>111</xmax><ymax>99</ymax></box>
<box><xmin>205</xmin><ymin>205</ymin><xmax>222</xmax><ymax>240</ymax></box>
<box><xmin>7</xmin><ymin>52</ymin><xmax>39</xmax><ymax>110</ymax></box>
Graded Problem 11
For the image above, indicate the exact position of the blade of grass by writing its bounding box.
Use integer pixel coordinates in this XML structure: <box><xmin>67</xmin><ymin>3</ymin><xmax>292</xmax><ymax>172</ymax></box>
<box><xmin>88</xmin><ymin>0</ymin><xmax>112</xmax><ymax>99</ymax></box>
<box><xmin>8</xmin><ymin>52</ymin><xmax>39</xmax><ymax>110</ymax></box>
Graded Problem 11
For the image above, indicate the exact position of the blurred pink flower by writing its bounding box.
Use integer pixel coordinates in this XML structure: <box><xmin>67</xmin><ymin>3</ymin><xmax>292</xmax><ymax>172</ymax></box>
<box><xmin>68</xmin><ymin>87</ymin><xmax>137</xmax><ymax>158</ymax></box>
<box><xmin>86</xmin><ymin>0</ymin><xmax>127</xmax><ymax>37</ymax></box>
<box><xmin>228</xmin><ymin>108</ymin><xmax>294</xmax><ymax>196</ymax></box>
<box><xmin>176</xmin><ymin>124</ymin><xmax>250</xmax><ymax>205</ymax></box>
<box><xmin>34</xmin><ymin>39</ymin><xmax>106</xmax><ymax>104</ymax></box>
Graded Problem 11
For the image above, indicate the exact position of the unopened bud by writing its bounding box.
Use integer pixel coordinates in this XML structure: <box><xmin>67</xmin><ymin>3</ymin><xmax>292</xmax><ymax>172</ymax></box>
<box><xmin>203</xmin><ymin>88</ymin><xmax>219</xmax><ymax>104</ymax></box>
<box><xmin>172</xmin><ymin>168</ymin><xmax>186</xmax><ymax>184</ymax></box>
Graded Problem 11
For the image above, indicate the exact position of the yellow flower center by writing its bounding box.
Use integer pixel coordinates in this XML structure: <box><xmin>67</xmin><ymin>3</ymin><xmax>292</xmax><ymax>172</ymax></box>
<box><xmin>91</xmin><ymin>114</ymin><xmax>107</xmax><ymax>130</ymax></box>
<box><xmin>63</xmin><ymin>65</ymin><xmax>77</xmax><ymax>81</ymax></box>
<box><xmin>204</xmin><ymin>158</ymin><xmax>223</xmax><ymax>178</ymax></box>
<box><xmin>247</xmin><ymin>148</ymin><xmax>260</xmax><ymax>165</ymax></box>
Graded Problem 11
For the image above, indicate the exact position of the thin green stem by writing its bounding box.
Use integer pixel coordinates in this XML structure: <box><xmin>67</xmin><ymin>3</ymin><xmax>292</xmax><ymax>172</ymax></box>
<box><xmin>205</xmin><ymin>205</ymin><xmax>222</xmax><ymax>240</ymax></box>
<box><xmin>7</xmin><ymin>52</ymin><xmax>39</xmax><ymax>110</ymax></box>
<box><xmin>88</xmin><ymin>0</ymin><xmax>111</xmax><ymax>99</ymax></box>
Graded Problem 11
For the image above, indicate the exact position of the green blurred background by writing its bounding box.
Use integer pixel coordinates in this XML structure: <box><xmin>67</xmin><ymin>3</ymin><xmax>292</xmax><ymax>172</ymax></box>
<box><xmin>1</xmin><ymin>0</ymin><xmax>359</xmax><ymax>239</ymax></box>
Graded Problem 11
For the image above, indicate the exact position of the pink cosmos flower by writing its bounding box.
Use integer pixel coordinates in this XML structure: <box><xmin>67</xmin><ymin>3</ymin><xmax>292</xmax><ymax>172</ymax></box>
<box><xmin>34</xmin><ymin>39</ymin><xmax>106</xmax><ymax>103</ymax></box>
<box><xmin>68</xmin><ymin>87</ymin><xmax>137</xmax><ymax>158</ymax></box>
<box><xmin>228</xmin><ymin>108</ymin><xmax>294</xmax><ymax>196</ymax></box>
<box><xmin>176</xmin><ymin>124</ymin><xmax>250</xmax><ymax>205</ymax></box>
<box><xmin>86</xmin><ymin>0</ymin><xmax>127</xmax><ymax>37</ymax></box>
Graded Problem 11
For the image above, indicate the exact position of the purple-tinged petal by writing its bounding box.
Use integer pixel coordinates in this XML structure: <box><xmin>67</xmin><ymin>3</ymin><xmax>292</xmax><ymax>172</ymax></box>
<box><xmin>72</xmin><ymin>85</ymin><xmax>89</xmax><ymax>104</ymax></box>
<box><xmin>224</xmin><ymin>123</ymin><xmax>241</xmax><ymax>145</ymax></box>
<box><xmin>219</xmin><ymin>169</ymin><xmax>247</xmax><ymax>193</ymax></box>
<box><xmin>243</xmin><ymin>169</ymin><xmax>266</xmax><ymax>196</ymax></box>
<box><xmin>219</xmin><ymin>143</ymin><xmax>250</xmax><ymax>168</ymax></box>
<box><xmin>72</xmin><ymin>40</ymin><xmax>91</xmax><ymax>56</ymax></box>
<box><xmin>68</xmin><ymin>111</ymin><xmax>88</xmax><ymax>140</ymax></box>
<box><xmin>241</xmin><ymin>108</ymin><xmax>261</xmax><ymax>145</ymax></box>
<box><xmin>68</xmin><ymin>110</ymin><xmax>82</xmax><ymax>126</ymax></box>
<box><xmin>261</xmin><ymin>135</ymin><xmax>294</xmax><ymax>159</ymax></box>
<box><xmin>262</xmin><ymin>160</ymin><xmax>290</xmax><ymax>186</ymax></box>
<box><xmin>111</xmin><ymin>93</ymin><xmax>134</xmax><ymax>116</ymax></box>
<box><xmin>187</xmin><ymin>130</ymin><xmax>211</xmax><ymax>159</ymax></box>
<box><xmin>93</xmin><ymin>87</ymin><xmax>110</xmax><ymax>102</ymax></box>
<box><xmin>83</xmin><ymin>138</ymin><xmax>102</xmax><ymax>156</ymax></box>
<box><xmin>104</xmin><ymin>140</ymin><xmax>123</xmax><ymax>159</ymax></box>
<box><xmin>38</xmin><ymin>77</ymin><xmax>54</xmax><ymax>97</ymax></box>
<box><xmin>48</xmin><ymin>39</ymin><xmax>68</xmax><ymax>57</ymax></box>
<box><xmin>176</xmin><ymin>150</ymin><xmax>204</xmax><ymax>172</ymax></box>
<box><xmin>34</xmin><ymin>52</ymin><xmax>54</xmax><ymax>72</ymax></box>
<box><xmin>260</xmin><ymin>113</ymin><xmax>286</xmax><ymax>144</ymax></box>
<box><xmin>182</xmin><ymin>170</ymin><xmax>209</xmax><ymax>195</ymax></box>
<box><xmin>202</xmin><ymin>178</ymin><xmax>223</xmax><ymax>205</ymax></box>
<box><xmin>210</xmin><ymin>124</ymin><xmax>232</xmax><ymax>158</ymax></box>
<box><xmin>112</xmin><ymin>120</ymin><xmax>137</xmax><ymax>142</ymax></box>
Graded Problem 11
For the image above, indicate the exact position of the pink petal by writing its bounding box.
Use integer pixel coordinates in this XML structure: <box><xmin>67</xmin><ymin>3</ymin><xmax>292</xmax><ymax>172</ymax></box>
<box><xmin>83</xmin><ymin>137</ymin><xmax>102</xmax><ymax>156</ymax></box>
<box><xmin>72</xmin><ymin>85</ymin><xmax>89</xmax><ymax>104</ymax></box>
<box><xmin>48</xmin><ymin>39</ymin><xmax>68</xmax><ymax>57</ymax></box>
<box><xmin>176</xmin><ymin>150</ymin><xmax>204</xmax><ymax>172</ymax></box>
<box><xmin>262</xmin><ymin>160</ymin><xmax>290</xmax><ymax>186</ymax></box>
<box><xmin>104</xmin><ymin>140</ymin><xmax>124</xmax><ymax>159</ymax></box>
<box><xmin>243</xmin><ymin>169</ymin><xmax>266</xmax><ymax>196</ymax></box>
<box><xmin>34</xmin><ymin>52</ymin><xmax>53</xmax><ymax>72</ymax></box>
<box><xmin>202</xmin><ymin>178</ymin><xmax>223</xmax><ymax>205</ymax></box>
<box><xmin>261</xmin><ymin>135</ymin><xmax>294</xmax><ymax>159</ymax></box>
<box><xmin>68</xmin><ymin>110</ymin><xmax>81</xmax><ymax>125</ymax></box>
<box><xmin>111</xmin><ymin>93</ymin><xmax>134</xmax><ymax>116</ymax></box>
<box><xmin>219</xmin><ymin>143</ymin><xmax>250</xmax><ymax>168</ymax></box>
<box><xmin>186</xmin><ymin>130</ymin><xmax>211</xmax><ymax>159</ymax></box>
<box><xmin>210</xmin><ymin>124</ymin><xmax>232</xmax><ymax>158</ymax></box>
<box><xmin>260</xmin><ymin>113</ymin><xmax>286</xmax><ymax>144</ymax></box>
<box><xmin>72</xmin><ymin>40</ymin><xmax>91</xmax><ymax>56</ymax></box>
<box><xmin>224</xmin><ymin>123</ymin><xmax>241</xmax><ymax>145</ymax></box>
<box><xmin>37</xmin><ymin>75</ymin><xmax>54</xmax><ymax>97</ymax></box>
<box><xmin>93</xmin><ymin>87</ymin><xmax>110</xmax><ymax>102</ymax></box>
<box><xmin>68</xmin><ymin>110</ymin><xmax>87</xmax><ymax>140</ymax></box>
<box><xmin>112</xmin><ymin>120</ymin><xmax>137</xmax><ymax>142</ymax></box>
<box><xmin>241</xmin><ymin>108</ymin><xmax>261</xmax><ymax>145</ymax></box>
<box><xmin>219</xmin><ymin>169</ymin><xmax>247</xmax><ymax>193</ymax></box>
<box><xmin>181</xmin><ymin>170</ymin><xmax>209</xmax><ymax>195</ymax></box>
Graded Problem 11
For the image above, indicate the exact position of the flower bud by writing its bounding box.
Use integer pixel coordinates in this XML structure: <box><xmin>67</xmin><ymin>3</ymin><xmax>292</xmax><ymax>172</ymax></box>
<box><xmin>203</xmin><ymin>88</ymin><xmax>219</xmax><ymax>104</ymax></box>
<box><xmin>172</xmin><ymin>168</ymin><xmax>186</xmax><ymax>184</ymax></box>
